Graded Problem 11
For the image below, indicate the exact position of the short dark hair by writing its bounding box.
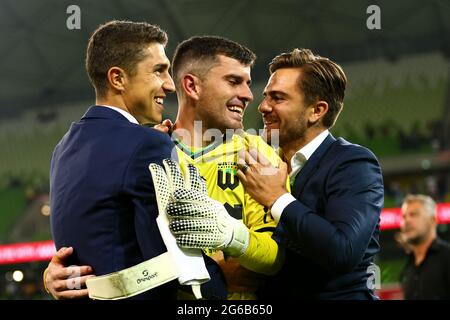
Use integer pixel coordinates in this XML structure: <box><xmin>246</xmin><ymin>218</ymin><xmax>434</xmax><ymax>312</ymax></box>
<box><xmin>172</xmin><ymin>36</ymin><xmax>256</xmax><ymax>91</ymax></box>
<box><xmin>86</xmin><ymin>20</ymin><xmax>168</xmax><ymax>97</ymax></box>
<box><xmin>270</xmin><ymin>48</ymin><xmax>347</xmax><ymax>128</ymax></box>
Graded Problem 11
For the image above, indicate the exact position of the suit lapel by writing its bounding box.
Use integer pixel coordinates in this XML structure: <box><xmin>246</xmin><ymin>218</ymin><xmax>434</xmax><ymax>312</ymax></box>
<box><xmin>292</xmin><ymin>134</ymin><xmax>336</xmax><ymax>199</ymax></box>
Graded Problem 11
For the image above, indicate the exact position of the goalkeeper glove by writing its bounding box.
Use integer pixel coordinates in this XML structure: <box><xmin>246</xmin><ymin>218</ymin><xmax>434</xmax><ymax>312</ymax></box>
<box><xmin>149</xmin><ymin>159</ymin><xmax>211</xmax><ymax>299</ymax></box>
<box><xmin>166</xmin><ymin>166</ymin><xmax>250</xmax><ymax>257</ymax></box>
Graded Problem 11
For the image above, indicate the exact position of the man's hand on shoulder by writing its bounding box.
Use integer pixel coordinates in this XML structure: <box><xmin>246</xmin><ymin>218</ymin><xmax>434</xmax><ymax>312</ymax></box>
<box><xmin>153</xmin><ymin>119</ymin><xmax>173</xmax><ymax>134</ymax></box>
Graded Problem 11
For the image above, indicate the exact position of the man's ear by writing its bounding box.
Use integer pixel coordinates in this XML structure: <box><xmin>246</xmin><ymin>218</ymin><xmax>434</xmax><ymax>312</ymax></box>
<box><xmin>107</xmin><ymin>67</ymin><xmax>127</xmax><ymax>92</ymax></box>
<box><xmin>309</xmin><ymin>101</ymin><xmax>328</xmax><ymax>125</ymax></box>
<box><xmin>181</xmin><ymin>74</ymin><xmax>201</xmax><ymax>100</ymax></box>
<box><xmin>431</xmin><ymin>214</ymin><xmax>438</xmax><ymax>227</ymax></box>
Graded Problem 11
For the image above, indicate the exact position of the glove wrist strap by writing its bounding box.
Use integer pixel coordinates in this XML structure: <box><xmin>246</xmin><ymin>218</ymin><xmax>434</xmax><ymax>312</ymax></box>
<box><xmin>86</xmin><ymin>251</ymin><xmax>179</xmax><ymax>300</ymax></box>
<box><xmin>224</xmin><ymin>221</ymin><xmax>250</xmax><ymax>257</ymax></box>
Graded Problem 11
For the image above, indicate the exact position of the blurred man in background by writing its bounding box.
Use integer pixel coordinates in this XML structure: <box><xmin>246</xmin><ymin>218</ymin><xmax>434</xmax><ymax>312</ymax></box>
<box><xmin>399</xmin><ymin>194</ymin><xmax>450</xmax><ymax>299</ymax></box>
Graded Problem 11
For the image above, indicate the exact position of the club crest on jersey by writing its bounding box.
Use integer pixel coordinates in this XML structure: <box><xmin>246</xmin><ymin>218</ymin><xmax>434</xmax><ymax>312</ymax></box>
<box><xmin>217</xmin><ymin>162</ymin><xmax>239</xmax><ymax>190</ymax></box>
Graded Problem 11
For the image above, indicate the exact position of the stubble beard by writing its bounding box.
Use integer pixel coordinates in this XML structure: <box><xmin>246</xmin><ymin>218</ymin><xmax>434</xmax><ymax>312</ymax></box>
<box><xmin>279</xmin><ymin>112</ymin><xmax>308</xmax><ymax>149</ymax></box>
<box><xmin>406</xmin><ymin>228</ymin><xmax>431</xmax><ymax>246</ymax></box>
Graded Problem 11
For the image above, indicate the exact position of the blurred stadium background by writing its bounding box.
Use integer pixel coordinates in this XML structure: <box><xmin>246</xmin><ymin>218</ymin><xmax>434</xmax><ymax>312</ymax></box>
<box><xmin>0</xmin><ymin>0</ymin><xmax>449</xmax><ymax>299</ymax></box>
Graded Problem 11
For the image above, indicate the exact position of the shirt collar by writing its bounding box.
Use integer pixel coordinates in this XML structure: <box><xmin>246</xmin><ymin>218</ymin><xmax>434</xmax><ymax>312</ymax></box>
<box><xmin>406</xmin><ymin>237</ymin><xmax>445</xmax><ymax>261</ymax></box>
<box><xmin>290</xmin><ymin>129</ymin><xmax>329</xmax><ymax>171</ymax></box>
<box><xmin>428</xmin><ymin>237</ymin><xmax>446</xmax><ymax>253</ymax></box>
<box><xmin>101</xmin><ymin>105</ymin><xmax>139</xmax><ymax>124</ymax></box>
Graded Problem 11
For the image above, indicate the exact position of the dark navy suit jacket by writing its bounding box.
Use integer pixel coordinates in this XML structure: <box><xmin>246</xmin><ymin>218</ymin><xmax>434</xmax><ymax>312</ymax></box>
<box><xmin>260</xmin><ymin>134</ymin><xmax>384</xmax><ymax>300</ymax></box>
<box><xmin>50</xmin><ymin>106</ymin><xmax>178</xmax><ymax>299</ymax></box>
<box><xmin>50</xmin><ymin>106</ymin><xmax>227</xmax><ymax>300</ymax></box>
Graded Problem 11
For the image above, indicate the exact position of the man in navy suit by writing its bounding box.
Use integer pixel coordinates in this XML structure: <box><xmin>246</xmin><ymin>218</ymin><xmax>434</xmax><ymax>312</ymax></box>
<box><xmin>49</xmin><ymin>20</ymin><xmax>178</xmax><ymax>299</ymax></box>
<box><xmin>238</xmin><ymin>48</ymin><xmax>384</xmax><ymax>299</ymax></box>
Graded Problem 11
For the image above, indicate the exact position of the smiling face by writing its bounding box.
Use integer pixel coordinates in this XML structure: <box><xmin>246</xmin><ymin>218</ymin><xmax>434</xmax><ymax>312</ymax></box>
<box><xmin>258</xmin><ymin>68</ymin><xmax>310</xmax><ymax>146</ymax></box>
<box><xmin>122</xmin><ymin>43</ymin><xmax>175</xmax><ymax>124</ymax></box>
<box><xmin>195</xmin><ymin>55</ymin><xmax>253</xmax><ymax>132</ymax></box>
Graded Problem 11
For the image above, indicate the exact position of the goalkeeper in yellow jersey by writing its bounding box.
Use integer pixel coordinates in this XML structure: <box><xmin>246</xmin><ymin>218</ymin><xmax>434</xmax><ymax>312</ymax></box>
<box><xmin>43</xmin><ymin>36</ymin><xmax>288</xmax><ymax>300</ymax></box>
<box><xmin>168</xmin><ymin>36</ymin><xmax>287</xmax><ymax>300</ymax></box>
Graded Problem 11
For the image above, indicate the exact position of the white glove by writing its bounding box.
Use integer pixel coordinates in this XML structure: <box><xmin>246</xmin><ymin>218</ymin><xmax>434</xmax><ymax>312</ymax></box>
<box><xmin>166</xmin><ymin>167</ymin><xmax>250</xmax><ymax>257</ymax></box>
<box><xmin>149</xmin><ymin>159</ymin><xmax>210</xmax><ymax>299</ymax></box>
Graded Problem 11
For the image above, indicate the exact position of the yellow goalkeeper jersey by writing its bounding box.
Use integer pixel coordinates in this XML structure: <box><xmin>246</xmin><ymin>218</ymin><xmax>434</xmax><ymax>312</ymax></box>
<box><xmin>174</xmin><ymin>132</ymin><xmax>287</xmax><ymax>300</ymax></box>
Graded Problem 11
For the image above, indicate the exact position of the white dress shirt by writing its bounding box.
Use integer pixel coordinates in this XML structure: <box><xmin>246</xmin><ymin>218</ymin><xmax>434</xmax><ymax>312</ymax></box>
<box><xmin>271</xmin><ymin>129</ymin><xmax>329</xmax><ymax>222</ymax></box>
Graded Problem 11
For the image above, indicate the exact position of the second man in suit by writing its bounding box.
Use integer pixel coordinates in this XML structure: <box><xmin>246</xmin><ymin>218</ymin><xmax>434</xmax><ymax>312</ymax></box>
<box><xmin>237</xmin><ymin>48</ymin><xmax>384</xmax><ymax>299</ymax></box>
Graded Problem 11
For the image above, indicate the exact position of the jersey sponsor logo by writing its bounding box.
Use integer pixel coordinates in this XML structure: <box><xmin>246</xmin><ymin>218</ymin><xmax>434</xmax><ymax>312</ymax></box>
<box><xmin>217</xmin><ymin>162</ymin><xmax>239</xmax><ymax>190</ymax></box>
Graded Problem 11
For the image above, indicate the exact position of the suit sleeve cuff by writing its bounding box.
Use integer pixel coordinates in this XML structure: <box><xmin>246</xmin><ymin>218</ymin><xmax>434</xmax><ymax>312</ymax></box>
<box><xmin>270</xmin><ymin>193</ymin><xmax>296</xmax><ymax>222</ymax></box>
